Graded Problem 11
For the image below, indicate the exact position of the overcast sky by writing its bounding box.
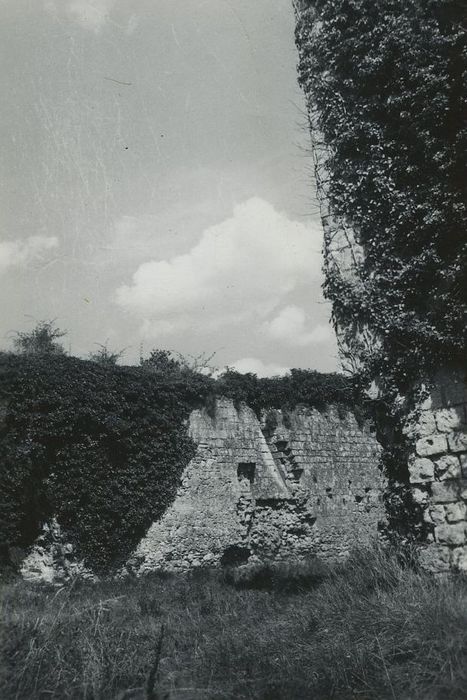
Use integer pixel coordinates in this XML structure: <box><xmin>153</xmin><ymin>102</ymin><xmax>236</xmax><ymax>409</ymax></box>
<box><xmin>0</xmin><ymin>0</ymin><xmax>339</xmax><ymax>375</ymax></box>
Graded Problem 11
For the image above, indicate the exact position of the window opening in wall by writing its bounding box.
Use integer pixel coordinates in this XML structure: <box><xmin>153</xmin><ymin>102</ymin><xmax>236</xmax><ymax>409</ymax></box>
<box><xmin>237</xmin><ymin>462</ymin><xmax>256</xmax><ymax>485</ymax></box>
<box><xmin>290</xmin><ymin>467</ymin><xmax>304</xmax><ymax>483</ymax></box>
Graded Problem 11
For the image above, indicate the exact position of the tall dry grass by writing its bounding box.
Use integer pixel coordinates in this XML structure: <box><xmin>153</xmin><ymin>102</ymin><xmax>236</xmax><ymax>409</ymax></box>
<box><xmin>1</xmin><ymin>545</ymin><xmax>466</xmax><ymax>699</ymax></box>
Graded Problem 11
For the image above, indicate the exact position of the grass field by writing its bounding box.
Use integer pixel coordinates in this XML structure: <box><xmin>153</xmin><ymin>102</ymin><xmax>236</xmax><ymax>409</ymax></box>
<box><xmin>1</xmin><ymin>545</ymin><xmax>466</xmax><ymax>700</ymax></box>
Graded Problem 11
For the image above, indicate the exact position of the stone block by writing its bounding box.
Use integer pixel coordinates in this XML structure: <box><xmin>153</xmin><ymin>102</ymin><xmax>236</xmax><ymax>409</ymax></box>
<box><xmin>452</xmin><ymin>546</ymin><xmax>467</xmax><ymax>573</ymax></box>
<box><xmin>445</xmin><ymin>502</ymin><xmax>466</xmax><ymax>523</ymax></box>
<box><xmin>419</xmin><ymin>392</ymin><xmax>433</xmax><ymax>411</ymax></box>
<box><xmin>417</xmin><ymin>411</ymin><xmax>437</xmax><ymax>437</ymax></box>
<box><xmin>425</xmin><ymin>505</ymin><xmax>446</xmax><ymax>526</ymax></box>
<box><xmin>435</xmin><ymin>407</ymin><xmax>464</xmax><ymax>433</ymax></box>
<box><xmin>447</xmin><ymin>431</ymin><xmax>467</xmax><ymax>453</ymax></box>
<box><xmin>460</xmin><ymin>454</ymin><xmax>467</xmax><ymax>478</ymax></box>
<box><xmin>411</xmin><ymin>487</ymin><xmax>429</xmax><ymax>506</ymax></box>
<box><xmin>435</xmin><ymin>522</ymin><xmax>466</xmax><ymax>546</ymax></box>
<box><xmin>418</xmin><ymin>544</ymin><xmax>451</xmax><ymax>573</ymax></box>
<box><xmin>416</xmin><ymin>435</ymin><xmax>448</xmax><ymax>457</ymax></box>
<box><xmin>430</xmin><ymin>368</ymin><xmax>467</xmax><ymax>408</ymax></box>
<box><xmin>404</xmin><ymin>411</ymin><xmax>436</xmax><ymax>439</ymax></box>
<box><xmin>431</xmin><ymin>480</ymin><xmax>459</xmax><ymax>503</ymax></box>
<box><xmin>434</xmin><ymin>454</ymin><xmax>461</xmax><ymax>481</ymax></box>
<box><xmin>408</xmin><ymin>457</ymin><xmax>434</xmax><ymax>483</ymax></box>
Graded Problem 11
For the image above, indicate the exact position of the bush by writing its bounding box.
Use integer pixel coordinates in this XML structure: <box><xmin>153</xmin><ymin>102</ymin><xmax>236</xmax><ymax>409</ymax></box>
<box><xmin>11</xmin><ymin>320</ymin><xmax>67</xmax><ymax>356</ymax></box>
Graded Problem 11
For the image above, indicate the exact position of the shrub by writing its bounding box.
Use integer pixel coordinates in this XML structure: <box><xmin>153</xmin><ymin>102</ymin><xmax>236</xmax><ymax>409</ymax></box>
<box><xmin>11</xmin><ymin>320</ymin><xmax>67</xmax><ymax>356</ymax></box>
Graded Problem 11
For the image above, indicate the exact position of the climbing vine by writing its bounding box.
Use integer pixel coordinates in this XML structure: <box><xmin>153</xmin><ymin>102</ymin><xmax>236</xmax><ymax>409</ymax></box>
<box><xmin>295</xmin><ymin>0</ymin><xmax>467</xmax><ymax>538</ymax></box>
<box><xmin>0</xmin><ymin>348</ymin><xmax>359</xmax><ymax>571</ymax></box>
<box><xmin>0</xmin><ymin>353</ymin><xmax>208</xmax><ymax>571</ymax></box>
<box><xmin>296</xmin><ymin>0</ymin><xmax>466</xmax><ymax>395</ymax></box>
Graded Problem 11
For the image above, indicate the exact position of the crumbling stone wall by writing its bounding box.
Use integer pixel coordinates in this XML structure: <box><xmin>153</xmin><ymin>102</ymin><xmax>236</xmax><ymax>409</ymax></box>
<box><xmin>406</xmin><ymin>368</ymin><xmax>467</xmax><ymax>574</ymax></box>
<box><xmin>19</xmin><ymin>519</ymin><xmax>94</xmax><ymax>583</ymax></box>
<box><xmin>130</xmin><ymin>398</ymin><xmax>384</xmax><ymax>574</ymax></box>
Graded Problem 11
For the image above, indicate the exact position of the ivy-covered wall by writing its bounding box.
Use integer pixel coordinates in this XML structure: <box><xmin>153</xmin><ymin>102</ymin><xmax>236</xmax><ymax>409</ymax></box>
<box><xmin>295</xmin><ymin>0</ymin><xmax>466</xmax><ymax>382</ymax></box>
<box><xmin>20</xmin><ymin>397</ymin><xmax>384</xmax><ymax>581</ymax></box>
<box><xmin>0</xmin><ymin>352</ymin><xmax>368</xmax><ymax>577</ymax></box>
<box><xmin>294</xmin><ymin>0</ymin><xmax>467</xmax><ymax>570</ymax></box>
<box><xmin>0</xmin><ymin>353</ymin><xmax>208</xmax><ymax>573</ymax></box>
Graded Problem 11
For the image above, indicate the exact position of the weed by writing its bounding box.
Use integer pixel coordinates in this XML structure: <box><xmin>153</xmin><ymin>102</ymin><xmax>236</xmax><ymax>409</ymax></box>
<box><xmin>1</xmin><ymin>545</ymin><xmax>466</xmax><ymax>699</ymax></box>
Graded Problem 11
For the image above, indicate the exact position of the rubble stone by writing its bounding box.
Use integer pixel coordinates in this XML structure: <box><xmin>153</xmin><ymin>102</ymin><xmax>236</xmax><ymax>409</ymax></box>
<box><xmin>435</xmin><ymin>455</ymin><xmax>461</xmax><ymax>481</ymax></box>
<box><xmin>435</xmin><ymin>522</ymin><xmax>466</xmax><ymax>546</ymax></box>
<box><xmin>416</xmin><ymin>435</ymin><xmax>448</xmax><ymax>457</ymax></box>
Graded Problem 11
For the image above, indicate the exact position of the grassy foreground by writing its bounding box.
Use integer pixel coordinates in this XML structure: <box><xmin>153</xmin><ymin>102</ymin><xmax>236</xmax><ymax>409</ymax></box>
<box><xmin>1</xmin><ymin>546</ymin><xmax>466</xmax><ymax>700</ymax></box>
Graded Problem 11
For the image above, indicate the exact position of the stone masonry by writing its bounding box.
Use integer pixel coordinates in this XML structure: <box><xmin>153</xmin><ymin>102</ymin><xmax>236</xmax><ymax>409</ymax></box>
<box><xmin>129</xmin><ymin>397</ymin><xmax>385</xmax><ymax>574</ymax></box>
<box><xmin>405</xmin><ymin>367</ymin><xmax>467</xmax><ymax>574</ymax></box>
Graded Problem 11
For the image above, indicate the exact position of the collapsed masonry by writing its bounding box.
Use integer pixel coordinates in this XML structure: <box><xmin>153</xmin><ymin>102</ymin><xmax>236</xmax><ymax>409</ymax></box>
<box><xmin>128</xmin><ymin>397</ymin><xmax>384</xmax><ymax>574</ymax></box>
<box><xmin>20</xmin><ymin>397</ymin><xmax>385</xmax><ymax>581</ymax></box>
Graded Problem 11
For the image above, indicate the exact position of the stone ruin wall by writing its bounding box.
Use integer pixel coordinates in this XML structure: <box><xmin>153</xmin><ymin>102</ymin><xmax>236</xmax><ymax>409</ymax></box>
<box><xmin>129</xmin><ymin>397</ymin><xmax>385</xmax><ymax>574</ymax></box>
<box><xmin>405</xmin><ymin>368</ymin><xmax>467</xmax><ymax>574</ymax></box>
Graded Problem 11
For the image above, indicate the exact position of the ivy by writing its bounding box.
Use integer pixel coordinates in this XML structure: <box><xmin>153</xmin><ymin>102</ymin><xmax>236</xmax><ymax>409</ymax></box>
<box><xmin>296</xmin><ymin>0</ymin><xmax>467</xmax><ymax>391</ymax></box>
<box><xmin>213</xmin><ymin>367</ymin><xmax>360</xmax><ymax>419</ymax></box>
<box><xmin>295</xmin><ymin>0</ymin><xmax>467</xmax><ymax>538</ymax></box>
<box><xmin>0</xmin><ymin>353</ymin><xmax>208</xmax><ymax>572</ymax></box>
<box><xmin>0</xmin><ymin>351</ymin><xmax>359</xmax><ymax>571</ymax></box>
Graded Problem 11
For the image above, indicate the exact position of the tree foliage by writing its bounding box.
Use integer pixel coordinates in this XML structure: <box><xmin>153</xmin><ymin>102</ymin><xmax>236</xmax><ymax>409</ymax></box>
<box><xmin>12</xmin><ymin>320</ymin><xmax>67</xmax><ymax>356</ymax></box>
<box><xmin>88</xmin><ymin>343</ymin><xmax>125</xmax><ymax>366</ymax></box>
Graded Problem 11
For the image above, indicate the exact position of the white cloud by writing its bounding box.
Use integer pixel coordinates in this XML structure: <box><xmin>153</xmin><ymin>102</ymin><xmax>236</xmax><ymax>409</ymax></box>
<box><xmin>116</xmin><ymin>197</ymin><xmax>323</xmax><ymax>338</ymax></box>
<box><xmin>0</xmin><ymin>236</ymin><xmax>59</xmax><ymax>274</ymax></box>
<box><xmin>229</xmin><ymin>357</ymin><xmax>289</xmax><ymax>378</ymax></box>
<box><xmin>126</xmin><ymin>14</ymin><xmax>140</xmax><ymax>35</ymax></box>
<box><xmin>264</xmin><ymin>305</ymin><xmax>332</xmax><ymax>347</ymax></box>
<box><xmin>45</xmin><ymin>0</ymin><xmax>116</xmax><ymax>33</ymax></box>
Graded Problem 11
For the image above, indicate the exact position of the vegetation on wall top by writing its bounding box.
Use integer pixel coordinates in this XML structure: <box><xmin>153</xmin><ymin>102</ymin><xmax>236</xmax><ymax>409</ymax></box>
<box><xmin>0</xmin><ymin>323</ymin><xmax>358</xmax><ymax>571</ymax></box>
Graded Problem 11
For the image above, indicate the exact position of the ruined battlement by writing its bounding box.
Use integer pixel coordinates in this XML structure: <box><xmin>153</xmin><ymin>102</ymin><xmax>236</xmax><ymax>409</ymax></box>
<box><xmin>129</xmin><ymin>397</ymin><xmax>384</xmax><ymax>574</ymax></box>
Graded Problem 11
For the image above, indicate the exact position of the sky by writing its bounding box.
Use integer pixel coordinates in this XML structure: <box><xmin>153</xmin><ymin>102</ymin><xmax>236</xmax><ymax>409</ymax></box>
<box><xmin>0</xmin><ymin>0</ymin><xmax>339</xmax><ymax>376</ymax></box>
